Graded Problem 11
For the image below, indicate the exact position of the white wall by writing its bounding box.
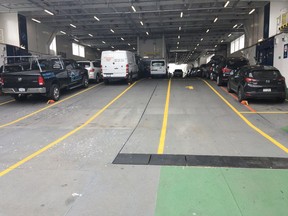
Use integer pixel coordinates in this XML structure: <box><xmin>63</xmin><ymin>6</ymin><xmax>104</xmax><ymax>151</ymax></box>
<box><xmin>269</xmin><ymin>1</ymin><xmax>288</xmax><ymax>37</ymax></box>
<box><xmin>274</xmin><ymin>33</ymin><xmax>288</xmax><ymax>83</ymax></box>
<box><xmin>27</xmin><ymin>19</ymin><xmax>56</xmax><ymax>55</ymax></box>
<box><xmin>0</xmin><ymin>13</ymin><xmax>19</xmax><ymax>47</ymax></box>
<box><xmin>139</xmin><ymin>38</ymin><xmax>166</xmax><ymax>59</ymax></box>
<box><xmin>244</xmin><ymin>7</ymin><xmax>264</xmax><ymax>47</ymax></box>
<box><xmin>56</xmin><ymin>35</ymin><xmax>98</xmax><ymax>60</ymax></box>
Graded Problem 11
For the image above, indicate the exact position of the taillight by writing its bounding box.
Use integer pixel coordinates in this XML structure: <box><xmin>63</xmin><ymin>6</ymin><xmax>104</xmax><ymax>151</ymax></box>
<box><xmin>278</xmin><ymin>76</ymin><xmax>285</xmax><ymax>82</ymax></box>
<box><xmin>89</xmin><ymin>68</ymin><xmax>95</xmax><ymax>72</ymax></box>
<box><xmin>245</xmin><ymin>77</ymin><xmax>257</xmax><ymax>83</ymax></box>
<box><xmin>38</xmin><ymin>76</ymin><xmax>45</xmax><ymax>86</ymax></box>
<box><xmin>126</xmin><ymin>64</ymin><xmax>129</xmax><ymax>74</ymax></box>
<box><xmin>222</xmin><ymin>67</ymin><xmax>231</xmax><ymax>73</ymax></box>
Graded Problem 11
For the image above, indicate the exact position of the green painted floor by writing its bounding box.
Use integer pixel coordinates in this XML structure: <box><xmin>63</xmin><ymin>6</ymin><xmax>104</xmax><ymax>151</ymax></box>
<box><xmin>155</xmin><ymin>167</ymin><xmax>288</xmax><ymax>216</ymax></box>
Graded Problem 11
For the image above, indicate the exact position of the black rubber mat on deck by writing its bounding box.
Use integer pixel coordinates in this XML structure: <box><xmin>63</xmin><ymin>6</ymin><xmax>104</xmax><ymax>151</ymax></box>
<box><xmin>113</xmin><ymin>153</ymin><xmax>288</xmax><ymax>169</ymax></box>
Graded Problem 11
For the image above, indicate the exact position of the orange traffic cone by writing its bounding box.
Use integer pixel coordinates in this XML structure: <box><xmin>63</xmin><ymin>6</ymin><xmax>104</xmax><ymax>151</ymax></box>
<box><xmin>241</xmin><ymin>100</ymin><xmax>248</xmax><ymax>105</ymax></box>
<box><xmin>47</xmin><ymin>100</ymin><xmax>55</xmax><ymax>104</ymax></box>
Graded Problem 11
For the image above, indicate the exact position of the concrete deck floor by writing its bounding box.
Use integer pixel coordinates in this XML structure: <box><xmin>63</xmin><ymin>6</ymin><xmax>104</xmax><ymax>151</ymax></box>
<box><xmin>0</xmin><ymin>78</ymin><xmax>288</xmax><ymax>216</ymax></box>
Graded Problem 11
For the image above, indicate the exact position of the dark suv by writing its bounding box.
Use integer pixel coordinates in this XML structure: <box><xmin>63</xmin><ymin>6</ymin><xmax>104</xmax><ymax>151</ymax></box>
<box><xmin>227</xmin><ymin>65</ymin><xmax>286</xmax><ymax>102</ymax></box>
<box><xmin>212</xmin><ymin>57</ymin><xmax>249</xmax><ymax>86</ymax></box>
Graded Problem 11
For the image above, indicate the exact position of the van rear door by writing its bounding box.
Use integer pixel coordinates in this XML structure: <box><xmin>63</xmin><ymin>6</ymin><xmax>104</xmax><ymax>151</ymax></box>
<box><xmin>102</xmin><ymin>51</ymin><xmax>127</xmax><ymax>78</ymax></box>
<box><xmin>150</xmin><ymin>60</ymin><xmax>166</xmax><ymax>75</ymax></box>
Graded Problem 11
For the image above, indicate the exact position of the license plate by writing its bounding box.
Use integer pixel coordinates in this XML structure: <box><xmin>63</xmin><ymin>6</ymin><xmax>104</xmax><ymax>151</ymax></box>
<box><xmin>19</xmin><ymin>88</ymin><xmax>26</xmax><ymax>92</ymax></box>
<box><xmin>263</xmin><ymin>88</ymin><xmax>271</xmax><ymax>92</ymax></box>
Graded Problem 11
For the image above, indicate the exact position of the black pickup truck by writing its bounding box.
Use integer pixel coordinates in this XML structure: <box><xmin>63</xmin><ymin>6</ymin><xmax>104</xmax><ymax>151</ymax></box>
<box><xmin>1</xmin><ymin>56</ymin><xmax>89</xmax><ymax>101</ymax></box>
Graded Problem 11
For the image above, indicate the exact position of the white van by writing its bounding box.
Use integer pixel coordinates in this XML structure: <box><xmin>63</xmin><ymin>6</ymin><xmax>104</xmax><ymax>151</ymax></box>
<box><xmin>101</xmin><ymin>50</ymin><xmax>139</xmax><ymax>84</ymax></box>
<box><xmin>150</xmin><ymin>59</ymin><xmax>167</xmax><ymax>77</ymax></box>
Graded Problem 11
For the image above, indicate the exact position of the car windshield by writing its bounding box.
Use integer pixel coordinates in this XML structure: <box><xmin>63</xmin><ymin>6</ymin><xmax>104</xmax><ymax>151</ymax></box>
<box><xmin>249</xmin><ymin>70</ymin><xmax>281</xmax><ymax>79</ymax></box>
<box><xmin>78</xmin><ymin>62</ymin><xmax>90</xmax><ymax>68</ymax></box>
<box><xmin>226</xmin><ymin>59</ymin><xmax>249</xmax><ymax>69</ymax></box>
<box><xmin>152</xmin><ymin>61</ymin><xmax>165</xmax><ymax>66</ymax></box>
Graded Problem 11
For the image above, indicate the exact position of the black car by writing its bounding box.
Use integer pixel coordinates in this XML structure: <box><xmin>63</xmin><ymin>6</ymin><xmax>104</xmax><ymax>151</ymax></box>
<box><xmin>207</xmin><ymin>55</ymin><xmax>226</xmax><ymax>80</ymax></box>
<box><xmin>211</xmin><ymin>57</ymin><xmax>249</xmax><ymax>86</ymax></box>
<box><xmin>227</xmin><ymin>65</ymin><xmax>286</xmax><ymax>102</ymax></box>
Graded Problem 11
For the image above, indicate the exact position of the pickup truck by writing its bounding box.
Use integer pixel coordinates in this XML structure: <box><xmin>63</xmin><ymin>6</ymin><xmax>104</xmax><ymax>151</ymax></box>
<box><xmin>1</xmin><ymin>56</ymin><xmax>89</xmax><ymax>101</ymax></box>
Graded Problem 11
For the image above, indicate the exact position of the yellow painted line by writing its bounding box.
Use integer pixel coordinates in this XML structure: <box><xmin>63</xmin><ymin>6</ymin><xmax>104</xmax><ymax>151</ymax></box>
<box><xmin>202</xmin><ymin>79</ymin><xmax>288</xmax><ymax>154</ymax></box>
<box><xmin>157</xmin><ymin>79</ymin><xmax>171</xmax><ymax>154</ymax></box>
<box><xmin>240</xmin><ymin>111</ymin><xmax>288</xmax><ymax>114</ymax></box>
<box><xmin>0</xmin><ymin>83</ymin><xmax>102</xmax><ymax>129</ymax></box>
<box><xmin>0</xmin><ymin>81</ymin><xmax>138</xmax><ymax>177</ymax></box>
<box><xmin>0</xmin><ymin>99</ymin><xmax>15</xmax><ymax>106</ymax></box>
<box><xmin>185</xmin><ymin>86</ymin><xmax>194</xmax><ymax>90</ymax></box>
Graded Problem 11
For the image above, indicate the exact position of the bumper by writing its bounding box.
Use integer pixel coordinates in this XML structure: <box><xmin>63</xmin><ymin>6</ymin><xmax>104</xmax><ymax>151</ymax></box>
<box><xmin>2</xmin><ymin>87</ymin><xmax>47</xmax><ymax>94</ymax></box>
<box><xmin>245</xmin><ymin>91</ymin><xmax>286</xmax><ymax>99</ymax></box>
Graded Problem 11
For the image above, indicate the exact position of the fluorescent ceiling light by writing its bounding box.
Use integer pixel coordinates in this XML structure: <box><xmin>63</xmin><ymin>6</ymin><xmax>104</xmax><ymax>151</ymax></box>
<box><xmin>121</xmin><ymin>37</ymin><xmax>124</xmax><ymax>41</ymax></box>
<box><xmin>110</xmin><ymin>29</ymin><xmax>115</xmax><ymax>33</ymax></box>
<box><xmin>177</xmin><ymin>46</ymin><xmax>179</xmax><ymax>49</ymax></box>
<box><xmin>214</xmin><ymin>17</ymin><xmax>218</xmax><ymax>23</ymax></box>
<box><xmin>221</xmin><ymin>39</ymin><xmax>224</xmax><ymax>43</ymax></box>
<box><xmin>197</xmin><ymin>44</ymin><xmax>199</xmax><ymax>46</ymax></box>
<box><xmin>146</xmin><ymin>32</ymin><xmax>149</xmax><ymax>35</ymax></box>
<box><xmin>133</xmin><ymin>47</ymin><xmax>136</xmax><ymax>50</ymax></box>
<box><xmin>128</xmin><ymin>43</ymin><xmax>131</xmax><ymax>46</ymax></box>
<box><xmin>60</xmin><ymin>31</ymin><xmax>66</xmax><ymax>34</ymax></box>
<box><xmin>200</xmin><ymin>38</ymin><xmax>203</xmax><ymax>41</ymax></box>
<box><xmin>178</xmin><ymin>35</ymin><xmax>180</xmax><ymax>39</ymax></box>
<box><xmin>194</xmin><ymin>47</ymin><xmax>197</xmax><ymax>50</ymax></box>
<box><xmin>102</xmin><ymin>41</ymin><xmax>106</xmax><ymax>44</ymax></box>
<box><xmin>215</xmin><ymin>45</ymin><xmax>218</xmax><ymax>47</ymax></box>
<box><xmin>97</xmin><ymin>48</ymin><xmax>100</xmax><ymax>51</ymax></box>
<box><xmin>70</xmin><ymin>24</ymin><xmax>76</xmax><ymax>28</ymax></box>
<box><xmin>177</xmin><ymin>42</ymin><xmax>179</xmax><ymax>44</ymax></box>
<box><xmin>233</xmin><ymin>24</ymin><xmax>237</xmax><ymax>28</ymax></box>
<box><xmin>249</xmin><ymin>9</ymin><xmax>255</xmax><ymax>14</ymax></box>
<box><xmin>111</xmin><ymin>46</ymin><xmax>114</xmax><ymax>48</ymax></box>
<box><xmin>179</xmin><ymin>26</ymin><xmax>181</xmax><ymax>31</ymax></box>
<box><xmin>32</xmin><ymin>18</ymin><xmax>41</xmax><ymax>23</ymax></box>
<box><xmin>74</xmin><ymin>39</ymin><xmax>79</xmax><ymax>42</ymax></box>
<box><xmin>228</xmin><ymin>33</ymin><xmax>232</xmax><ymax>37</ymax></box>
<box><xmin>131</xmin><ymin>5</ymin><xmax>136</xmax><ymax>12</ymax></box>
<box><xmin>89</xmin><ymin>34</ymin><xmax>93</xmax><ymax>37</ymax></box>
<box><xmin>140</xmin><ymin>21</ymin><xmax>143</xmax><ymax>26</ymax></box>
<box><xmin>87</xmin><ymin>44</ymin><xmax>91</xmax><ymax>47</ymax></box>
<box><xmin>224</xmin><ymin>1</ymin><xmax>230</xmax><ymax>8</ymax></box>
<box><xmin>258</xmin><ymin>38</ymin><xmax>263</xmax><ymax>42</ymax></box>
<box><xmin>180</xmin><ymin>12</ymin><xmax>183</xmax><ymax>18</ymax></box>
<box><xmin>206</xmin><ymin>29</ymin><xmax>210</xmax><ymax>33</ymax></box>
<box><xmin>44</xmin><ymin>9</ymin><xmax>54</xmax><ymax>15</ymax></box>
<box><xmin>94</xmin><ymin>16</ymin><xmax>100</xmax><ymax>21</ymax></box>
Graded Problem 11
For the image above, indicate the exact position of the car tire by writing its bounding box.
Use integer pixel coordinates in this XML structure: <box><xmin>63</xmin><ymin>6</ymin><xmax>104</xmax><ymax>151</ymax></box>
<box><xmin>82</xmin><ymin>75</ymin><xmax>89</xmax><ymax>88</ymax></box>
<box><xmin>216</xmin><ymin>76</ymin><xmax>222</xmax><ymax>86</ymax></box>
<box><xmin>210</xmin><ymin>73</ymin><xmax>214</xmax><ymax>80</ymax></box>
<box><xmin>49</xmin><ymin>84</ymin><xmax>60</xmax><ymax>101</ymax></box>
<box><xmin>227</xmin><ymin>81</ymin><xmax>233</xmax><ymax>93</ymax></box>
<box><xmin>104</xmin><ymin>79</ymin><xmax>109</xmax><ymax>85</ymax></box>
<box><xmin>95</xmin><ymin>74</ymin><xmax>100</xmax><ymax>83</ymax></box>
<box><xmin>278</xmin><ymin>98</ymin><xmax>286</xmax><ymax>103</ymax></box>
<box><xmin>237</xmin><ymin>86</ymin><xmax>245</xmax><ymax>102</ymax></box>
<box><xmin>127</xmin><ymin>74</ymin><xmax>133</xmax><ymax>84</ymax></box>
<box><xmin>13</xmin><ymin>94</ymin><xmax>27</xmax><ymax>101</ymax></box>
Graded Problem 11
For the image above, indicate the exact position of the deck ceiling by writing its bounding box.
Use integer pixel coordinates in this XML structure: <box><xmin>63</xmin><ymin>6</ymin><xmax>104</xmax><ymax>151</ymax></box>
<box><xmin>0</xmin><ymin>0</ymin><xmax>269</xmax><ymax>62</ymax></box>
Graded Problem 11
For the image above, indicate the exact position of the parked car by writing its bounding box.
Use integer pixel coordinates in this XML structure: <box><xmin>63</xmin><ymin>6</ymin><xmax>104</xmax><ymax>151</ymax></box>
<box><xmin>101</xmin><ymin>50</ymin><xmax>139</xmax><ymax>84</ymax></box>
<box><xmin>173</xmin><ymin>69</ymin><xmax>183</xmax><ymax>77</ymax></box>
<box><xmin>77</xmin><ymin>60</ymin><xmax>101</xmax><ymax>83</ymax></box>
<box><xmin>1</xmin><ymin>56</ymin><xmax>89</xmax><ymax>101</ymax></box>
<box><xmin>227</xmin><ymin>65</ymin><xmax>286</xmax><ymax>102</ymax></box>
<box><xmin>208</xmin><ymin>55</ymin><xmax>226</xmax><ymax>80</ymax></box>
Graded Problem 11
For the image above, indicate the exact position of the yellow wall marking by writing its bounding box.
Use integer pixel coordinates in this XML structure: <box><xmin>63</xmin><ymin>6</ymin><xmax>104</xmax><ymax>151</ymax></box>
<box><xmin>0</xmin><ymin>81</ymin><xmax>138</xmax><ymax>177</ymax></box>
<box><xmin>203</xmin><ymin>79</ymin><xmax>288</xmax><ymax>153</ymax></box>
<box><xmin>185</xmin><ymin>86</ymin><xmax>194</xmax><ymax>90</ymax></box>
<box><xmin>157</xmin><ymin>79</ymin><xmax>171</xmax><ymax>154</ymax></box>
<box><xmin>0</xmin><ymin>99</ymin><xmax>15</xmax><ymax>106</ymax></box>
<box><xmin>0</xmin><ymin>83</ymin><xmax>102</xmax><ymax>129</ymax></box>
